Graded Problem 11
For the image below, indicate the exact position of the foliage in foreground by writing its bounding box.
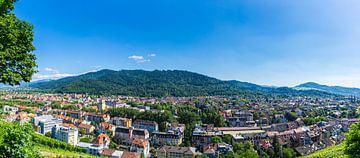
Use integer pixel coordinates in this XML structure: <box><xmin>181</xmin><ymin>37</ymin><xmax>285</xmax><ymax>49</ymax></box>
<box><xmin>301</xmin><ymin>142</ymin><xmax>347</xmax><ymax>158</ymax></box>
<box><xmin>0</xmin><ymin>0</ymin><xmax>37</xmax><ymax>85</ymax></box>
<box><xmin>0</xmin><ymin>121</ymin><xmax>93</xmax><ymax>158</ymax></box>
<box><xmin>0</xmin><ymin>121</ymin><xmax>39</xmax><ymax>158</ymax></box>
<box><xmin>35</xmin><ymin>145</ymin><xmax>97</xmax><ymax>158</ymax></box>
<box><xmin>345</xmin><ymin>122</ymin><xmax>360</xmax><ymax>158</ymax></box>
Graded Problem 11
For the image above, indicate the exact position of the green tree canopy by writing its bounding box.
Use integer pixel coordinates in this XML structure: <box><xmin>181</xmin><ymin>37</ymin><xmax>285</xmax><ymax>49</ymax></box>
<box><xmin>0</xmin><ymin>0</ymin><xmax>37</xmax><ymax>85</ymax></box>
<box><xmin>0</xmin><ymin>121</ymin><xmax>39</xmax><ymax>157</ymax></box>
<box><xmin>345</xmin><ymin>122</ymin><xmax>360</xmax><ymax>157</ymax></box>
<box><xmin>211</xmin><ymin>136</ymin><xmax>222</xmax><ymax>143</ymax></box>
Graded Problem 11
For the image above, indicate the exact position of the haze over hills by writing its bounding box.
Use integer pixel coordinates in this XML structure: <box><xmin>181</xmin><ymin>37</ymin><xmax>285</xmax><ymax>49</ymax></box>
<box><xmin>295</xmin><ymin>82</ymin><xmax>360</xmax><ymax>96</ymax></box>
<box><xmin>27</xmin><ymin>69</ymin><xmax>337</xmax><ymax>97</ymax></box>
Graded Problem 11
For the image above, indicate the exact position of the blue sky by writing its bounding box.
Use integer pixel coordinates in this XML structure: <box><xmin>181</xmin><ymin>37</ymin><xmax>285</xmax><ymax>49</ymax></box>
<box><xmin>14</xmin><ymin>0</ymin><xmax>360</xmax><ymax>87</ymax></box>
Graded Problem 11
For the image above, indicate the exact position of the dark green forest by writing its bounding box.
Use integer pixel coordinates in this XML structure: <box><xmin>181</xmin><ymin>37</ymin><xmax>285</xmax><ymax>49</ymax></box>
<box><xmin>29</xmin><ymin>69</ymin><xmax>336</xmax><ymax>97</ymax></box>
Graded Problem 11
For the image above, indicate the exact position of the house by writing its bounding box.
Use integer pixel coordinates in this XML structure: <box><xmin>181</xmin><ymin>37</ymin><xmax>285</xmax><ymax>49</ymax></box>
<box><xmin>85</xmin><ymin>112</ymin><xmax>110</xmax><ymax>123</ymax></box>
<box><xmin>133</xmin><ymin>119</ymin><xmax>158</xmax><ymax>133</ymax></box>
<box><xmin>2</xmin><ymin>105</ymin><xmax>18</xmax><ymax>114</ymax></box>
<box><xmin>52</xmin><ymin>124</ymin><xmax>79</xmax><ymax>146</ymax></box>
<box><xmin>77</xmin><ymin>134</ymin><xmax>111</xmax><ymax>156</ymax></box>
<box><xmin>66</xmin><ymin>110</ymin><xmax>84</xmax><ymax>119</ymax></box>
<box><xmin>77</xmin><ymin>142</ymin><xmax>104</xmax><ymax>156</ymax></box>
<box><xmin>192</xmin><ymin>124</ymin><xmax>223</xmax><ymax>150</ymax></box>
<box><xmin>17</xmin><ymin>112</ymin><xmax>32</xmax><ymax>123</ymax></box>
<box><xmin>295</xmin><ymin>138</ymin><xmax>335</xmax><ymax>156</ymax></box>
<box><xmin>92</xmin><ymin>133</ymin><xmax>111</xmax><ymax>149</ymax></box>
<box><xmin>214</xmin><ymin>127</ymin><xmax>267</xmax><ymax>144</ymax></box>
<box><xmin>78</xmin><ymin>123</ymin><xmax>95</xmax><ymax>134</ymax></box>
<box><xmin>157</xmin><ymin>146</ymin><xmax>197</xmax><ymax>158</ymax></box>
<box><xmin>110</xmin><ymin>117</ymin><xmax>132</xmax><ymax>128</ymax></box>
<box><xmin>114</xmin><ymin>126</ymin><xmax>149</xmax><ymax>145</ymax></box>
<box><xmin>97</xmin><ymin>122</ymin><xmax>116</xmax><ymax>136</ymax></box>
<box><xmin>151</xmin><ymin>131</ymin><xmax>183</xmax><ymax>146</ymax></box>
<box><xmin>121</xmin><ymin>151</ymin><xmax>140</xmax><ymax>158</ymax></box>
<box><xmin>203</xmin><ymin>143</ymin><xmax>233</xmax><ymax>158</ymax></box>
<box><xmin>130</xmin><ymin>138</ymin><xmax>150</xmax><ymax>158</ymax></box>
<box><xmin>101</xmin><ymin>149</ymin><xmax>123</xmax><ymax>158</ymax></box>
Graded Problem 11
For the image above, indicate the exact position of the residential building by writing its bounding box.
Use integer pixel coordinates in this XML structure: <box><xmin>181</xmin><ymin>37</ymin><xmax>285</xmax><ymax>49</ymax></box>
<box><xmin>114</xmin><ymin>126</ymin><xmax>149</xmax><ymax>145</ymax></box>
<box><xmin>97</xmin><ymin>122</ymin><xmax>116</xmax><ymax>136</ymax></box>
<box><xmin>2</xmin><ymin>105</ymin><xmax>18</xmax><ymax>114</ymax></box>
<box><xmin>110</xmin><ymin>117</ymin><xmax>132</xmax><ymax>128</ymax></box>
<box><xmin>77</xmin><ymin>134</ymin><xmax>110</xmax><ymax>156</ymax></box>
<box><xmin>133</xmin><ymin>119</ymin><xmax>158</xmax><ymax>133</ymax></box>
<box><xmin>157</xmin><ymin>146</ymin><xmax>197</xmax><ymax>158</ymax></box>
<box><xmin>130</xmin><ymin>138</ymin><xmax>150</xmax><ymax>158</ymax></box>
<box><xmin>85</xmin><ymin>112</ymin><xmax>110</xmax><ymax>123</ymax></box>
<box><xmin>203</xmin><ymin>143</ymin><xmax>233</xmax><ymax>158</ymax></box>
<box><xmin>121</xmin><ymin>151</ymin><xmax>140</xmax><ymax>158</ymax></box>
<box><xmin>34</xmin><ymin>115</ymin><xmax>63</xmax><ymax>134</ymax></box>
<box><xmin>101</xmin><ymin>149</ymin><xmax>123</xmax><ymax>158</ymax></box>
<box><xmin>52</xmin><ymin>124</ymin><xmax>79</xmax><ymax>146</ymax></box>
<box><xmin>78</xmin><ymin>123</ymin><xmax>95</xmax><ymax>134</ymax></box>
<box><xmin>151</xmin><ymin>131</ymin><xmax>183</xmax><ymax>146</ymax></box>
<box><xmin>192</xmin><ymin>124</ymin><xmax>223</xmax><ymax>150</ymax></box>
<box><xmin>92</xmin><ymin>134</ymin><xmax>110</xmax><ymax>148</ymax></box>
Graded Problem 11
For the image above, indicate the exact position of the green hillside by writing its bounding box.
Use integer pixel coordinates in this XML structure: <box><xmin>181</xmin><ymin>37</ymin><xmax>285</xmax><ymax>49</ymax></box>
<box><xmin>301</xmin><ymin>143</ymin><xmax>348</xmax><ymax>158</ymax></box>
<box><xmin>0</xmin><ymin>121</ymin><xmax>95</xmax><ymax>158</ymax></box>
<box><xmin>296</xmin><ymin>82</ymin><xmax>360</xmax><ymax>96</ymax></box>
<box><xmin>29</xmin><ymin>69</ymin><xmax>336</xmax><ymax>97</ymax></box>
<box><xmin>35</xmin><ymin>145</ymin><xmax>97</xmax><ymax>158</ymax></box>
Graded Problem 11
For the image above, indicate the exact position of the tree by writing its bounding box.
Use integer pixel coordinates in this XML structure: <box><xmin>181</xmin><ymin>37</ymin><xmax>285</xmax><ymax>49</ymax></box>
<box><xmin>195</xmin><ymin>155</ymin><xmax>208</xmax><ymax>158</ymax></box>
<box><xmin>0</xmin><ymin>121</ymin><xmax>39</xmax><ymax>157</ymax></box>
<box><xmin>282</xmin><ymin>148</ymin><xmax>296</xmax><ymax>158</ymax></box>
<box><xmin>233</xmin><ymin>142</ymin><xmax>259</xmax><ymax>158</ymax></box>
<box><xmin>45</xmin><ymin>132</ymin><xmax>52</xmax><ymax>138</ymax></box>
<box><xmin>211</xmin><ymin>136</ymin><xmax>222</xmax><ymax>143</ymax></box>
<box><xmin>22</xmin><ymin>108</ymin><xmax>35</xmax><ymax>114</ymax></box>
<box><xmin>284</xmin><ymin>112</ymin><xmax>297</xmax><ymax>122</ymax></box>
<box><xmin>272</xmin><ymin>135</ymin><xmax>282</xmax><ymax>158</ymax></box>
<box><xmin>345</xmin><ymin>122</ymin><xmax>360</xmax><ymax>157</ymax></box>
<box><xmin>223</xmin><ymin>134</ymin><xmax>233</xmax><ymax>145</ymax></box>
<box><xmin>0</xmin><ymin>0</ymin><xmax>37</xmax><ymax>85</ymax></box>
<box><xmin>201</xmin><ymin>109</ymin><xmax>226</xmax><ymax>127</ymax></box>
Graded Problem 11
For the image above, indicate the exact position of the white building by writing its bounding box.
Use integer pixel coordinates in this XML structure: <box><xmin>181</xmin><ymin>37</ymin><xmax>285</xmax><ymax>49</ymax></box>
<box><xmin>2</xmin><ymin>105</ymin><xmax>18</xmax><ymax>114</ymax></box>
<box><xmin>52</xmin><ymin>125</ymin><xmax>79</xmax><ymax>146</ymax></box>
<box><xmin>34</xmin><ymin>115</ymin><xmax>63</xmax><ymax>135</ymax></box>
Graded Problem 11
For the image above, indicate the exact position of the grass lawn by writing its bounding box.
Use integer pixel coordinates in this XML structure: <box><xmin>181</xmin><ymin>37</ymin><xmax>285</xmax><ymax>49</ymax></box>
<box><xmin>35</xmin><ymin>145</ymin><xmax>98</xmax><ymax>158</ymax></box>
<box><xmin>301</xmin><ymin>142</ymin><xmax>348</xmax><ymax>158</ymax></box>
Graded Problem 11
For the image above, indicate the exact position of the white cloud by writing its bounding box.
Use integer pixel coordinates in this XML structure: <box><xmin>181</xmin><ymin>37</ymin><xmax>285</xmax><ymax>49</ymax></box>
<box><xmin>44</xmin><ymin>67</ymin><xmax>59</xmax><ymax>73</ymax></box>
<box><xmin>128</xmin><ymin>55</ymin><xmax>150</xmax><ymax>63</ymax></box>
<box><xmin>128</xmin><ymin>55</ymin><xmax>144</xmax><ymax>60</ymax></box>
<box><xmin>90</xmin><ymin>65</ymin><xmax>102</xmax><ymax>69</ymax></box>
<box><xmin>148</xmin><ymin>53</ymin><xmax>156</xmax><ymax>57</ymax></box>
<box><xmin>33</xmin><ymin>73</ymin><xmax>75</xmax><ymax>80</ymax></box>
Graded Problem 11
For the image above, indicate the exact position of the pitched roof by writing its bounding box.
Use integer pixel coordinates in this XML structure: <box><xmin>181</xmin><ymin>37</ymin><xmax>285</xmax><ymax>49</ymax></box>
<box><xmin>92</xmin><ymin>134</ymin><xmax>110</xmax><ymax>145</ymax></box>
<box><xmin>78</xmin><ymin>123</ymin><xmax>94</xmax><ymax>129</ymax></box>
<box><xmin>132</xmin><ymin>138</ymin><xmax>149</xmax><ymax>148</ymax></box>
<box><xmin>121</xmin><ymin>151</ymin><xmax>140</xmax><ymax>158</ymax></box>
<box><xmin>62</xmin><ymin>123</ymin><xmax>77</xmax><ymax>129</ymax></box>
<box><xmin>159</xmin><ymin>146</ymin><xmax>196</xmax><ymax>155</ymax></box>
<box><xmin>101</xmin><ymin>149</ymin><xmax>115</xmax><ymax>156</ymax></box>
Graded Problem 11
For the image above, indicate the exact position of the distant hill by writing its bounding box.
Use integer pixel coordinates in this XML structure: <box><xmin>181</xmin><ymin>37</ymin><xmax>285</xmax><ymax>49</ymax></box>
<box><xmin>296</xmin><ymin>82</ymin><xmax>360</xmax><ymax>96</ymax></box>
<box><xmin>228</xmin><ymin>80</ymin><xmax>336</xmax><ymax>97</ymax></box>
<box><xmin>28</xmin><ymin>69</ymin><xmax>337</xmax><ymax>97</ymax></box>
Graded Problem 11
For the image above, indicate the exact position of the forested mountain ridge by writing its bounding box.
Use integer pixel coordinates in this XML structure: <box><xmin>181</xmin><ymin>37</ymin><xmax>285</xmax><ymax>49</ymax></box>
<box><xmin>296</xmin><ymin>82</ymin><xmax>360</xmax><ymax>96</ymax></box>
<box><xmin>29</xmin><ymin>69</ymin><xmax>337</xmax><ymax>97</ymax></box>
